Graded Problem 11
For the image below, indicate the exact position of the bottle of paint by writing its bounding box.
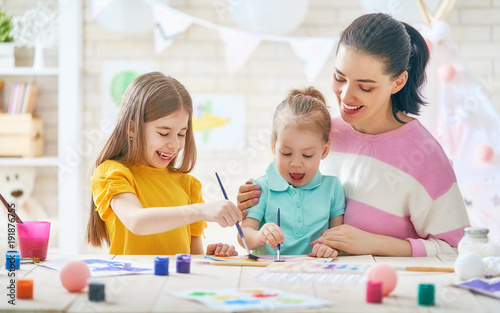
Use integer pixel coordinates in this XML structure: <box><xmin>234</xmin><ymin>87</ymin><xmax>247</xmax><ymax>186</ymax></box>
<box><xmin>154</xmin><ymin>257</ymin><xmax>169</xmax><ymax>276</ymax></box>
<box><xmin>176</xmin><ymin>254</ymin><xmax>191</xmax><ymax>274</ymax></box>
<box><xmin>366</xmin><ymin>280</ymin><xmax>383</xmax><ymax>303</ymax></box>
<box><xmin>5</xmin><ymin>250</ymin><xmax>20</xmax><ymax>270</ymax></box>
<box><xmin>88</xmin><ymin>281</ymin><xmax>106</xmax><ymax>302</ymax></box>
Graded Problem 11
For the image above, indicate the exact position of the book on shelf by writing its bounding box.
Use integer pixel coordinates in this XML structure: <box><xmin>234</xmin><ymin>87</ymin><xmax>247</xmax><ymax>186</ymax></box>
<box><xmin>7</xmin><ymin>82</ymin><xmax>38</xmax><ymax>114</ymax></box>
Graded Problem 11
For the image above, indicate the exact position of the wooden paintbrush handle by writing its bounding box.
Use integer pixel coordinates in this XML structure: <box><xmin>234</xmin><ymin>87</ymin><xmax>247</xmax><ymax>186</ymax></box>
<box><xmin>405</xmin><ymin>266</ymin><xmax>454</xmax><ymax>272</ymax></box>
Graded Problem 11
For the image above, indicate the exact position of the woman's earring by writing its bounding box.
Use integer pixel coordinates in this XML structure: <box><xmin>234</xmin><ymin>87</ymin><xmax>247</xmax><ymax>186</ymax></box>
<box><xmin>130</xmin><ymin>137</ymin><xmax>133</xmax><ymax>141</ymax></box>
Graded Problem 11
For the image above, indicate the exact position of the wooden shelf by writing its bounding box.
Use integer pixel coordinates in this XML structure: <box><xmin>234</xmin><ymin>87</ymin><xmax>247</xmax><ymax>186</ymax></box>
<box><xmin>0</xmin><ymin>156</ymin><xmax>59</xmax><ymax>167</ymax></box>
<box><xmin>0</xmin><ymin>67</ymin><xmax>59</xmax><ymax>76</ymax></box>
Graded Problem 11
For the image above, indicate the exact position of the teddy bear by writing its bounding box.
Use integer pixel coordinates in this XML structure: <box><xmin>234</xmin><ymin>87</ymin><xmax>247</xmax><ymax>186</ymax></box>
<box><xmin>0</xmin><ymin>166</ymin><xmax>58</xmax><ymax>251</ymax></box>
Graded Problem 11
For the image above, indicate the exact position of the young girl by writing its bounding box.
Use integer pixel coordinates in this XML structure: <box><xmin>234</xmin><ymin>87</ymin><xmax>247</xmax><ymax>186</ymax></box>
<box><xmin>86</xmin><ymin>72</ymin><xmax>242</xmax><ymax>256</ymax></box>
<box><xmin>239</xmin><ymin>87</ymin><xmax>345</xmax><ymax>258</ymax></box>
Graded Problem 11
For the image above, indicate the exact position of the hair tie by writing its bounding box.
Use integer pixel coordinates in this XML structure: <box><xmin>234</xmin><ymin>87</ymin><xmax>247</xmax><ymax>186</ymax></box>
<box><xmin>305</xmin><ymin>95</ymin><xmax>312</xmax><ymax>98</ymax></box>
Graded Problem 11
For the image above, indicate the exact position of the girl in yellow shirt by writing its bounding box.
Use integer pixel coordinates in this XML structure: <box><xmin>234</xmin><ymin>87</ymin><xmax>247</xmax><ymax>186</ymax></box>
<box><xmin>86</xmin><ymin>72</ymin><xmax>243</xmax><ymax>255</ymax></box>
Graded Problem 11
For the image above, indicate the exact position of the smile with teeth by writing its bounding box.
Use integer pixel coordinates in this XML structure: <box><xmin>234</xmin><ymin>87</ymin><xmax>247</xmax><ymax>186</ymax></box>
<box><xmin>343</xmin><ymin>103</ymin><xmax>362</xmax><ymax>110</ymax></box>
<box><xmin>157</xmin><ymin>151</ymin><xmax>174</xmax><ymax>160</ymax></box>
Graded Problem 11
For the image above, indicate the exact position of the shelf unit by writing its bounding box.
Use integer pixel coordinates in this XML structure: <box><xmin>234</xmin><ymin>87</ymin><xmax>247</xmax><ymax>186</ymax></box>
<box><xmin>0</xmin><ymin>67</ymin><xmax>59</xmax><ymax>76</ymax></box>
<box><xmin>0</xmin><ymin>156</ymin><xmax>59</xmax><ymax>167</ymax></box>
<box><xmin>0</xmin><ymin>1</ymin><xmax>83</xmax><ymax>253</ymax></box>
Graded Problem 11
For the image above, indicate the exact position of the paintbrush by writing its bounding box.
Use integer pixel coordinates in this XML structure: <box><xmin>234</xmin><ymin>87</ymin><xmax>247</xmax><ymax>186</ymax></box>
<box><xmin>0</xmin><ymin>193</ymin><xmax>23</xmax><ymax>223</ymax></box>
<box><xmin>394</xmin><ymin>266</ymin><xmax>454</xmax><ymax>273</ymax></box>
<box><xmin>215</xmin><ymin>173</ymin><xmax>258</xmax><ymax>261</ymax></box>
<box><xmin>276</xmin><ymin>208</ymin><xmax>283</xmax><ymax>262</ymax></box>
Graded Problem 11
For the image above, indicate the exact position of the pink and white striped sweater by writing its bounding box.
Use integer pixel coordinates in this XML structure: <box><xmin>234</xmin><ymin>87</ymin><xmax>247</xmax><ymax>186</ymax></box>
<box><xmin>321</xmin><ymin>116</ymin><xmax>470</xmax><ymax>256</ymax></box>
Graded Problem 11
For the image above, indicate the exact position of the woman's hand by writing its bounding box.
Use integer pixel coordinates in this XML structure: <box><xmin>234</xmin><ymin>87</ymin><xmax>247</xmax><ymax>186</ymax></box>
<box><xmin>310</xmin><ymin>224</ymin><xmax>378</xmax><ymax>255</ymax></box>
<box><xmin>309</xmin><ymin>243</ymin><xmax>339</xmax><ymax>258</ymax></box>
<box><xmin>310</xmin><ymin>224</ymin><xmax>412</xmax><ymax>256</ymax></box>
<box><xmin>236</xmin><ymin>179</ymin><xmax>261</xmax><ymax>210</ymax></box>
<box><xmin>206</xmin><ymin>243</ymin><xmax>238</xmax><ymax>256</ymax></box>
<box><xmin>257</xmin><ymin>223</ymin><xmax>284</xmax><ymax>249</ymax></box>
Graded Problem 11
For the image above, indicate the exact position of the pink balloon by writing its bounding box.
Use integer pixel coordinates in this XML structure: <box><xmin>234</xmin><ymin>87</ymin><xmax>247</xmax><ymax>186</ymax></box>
<box><xmin>424</xmin><ymin>38</ymin><xmax>433</xmax><ymax>54</ymax></box>
<box><xmin>474</xmin><ymin>143</ymin><xmax>494</xmax><ymax>163</ymax></box>
<box><xmin>437</xmin><ymin>64</ymin><xmax>456</xmax><ymax>82</ymax></box>
<box><xmin>60</xmin><ymin>260</ymin><xmax>91</xmax><ymax>293</ymax></box>
<box><xmin>366</xmin><ymin>263</ymin><xmax>398</xmax><ymax>296</ymax></box>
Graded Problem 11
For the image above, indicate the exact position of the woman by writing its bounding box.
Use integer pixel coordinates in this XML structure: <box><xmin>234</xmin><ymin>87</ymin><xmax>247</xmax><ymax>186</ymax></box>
<box><xmin>237</xmin><ymin>13</ymin><xmax>470</xmax><ymax>257</ymax></box>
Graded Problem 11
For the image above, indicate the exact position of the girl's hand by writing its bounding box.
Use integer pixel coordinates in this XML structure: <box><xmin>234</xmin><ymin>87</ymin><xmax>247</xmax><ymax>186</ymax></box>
<box><xmin>203</xmin><ymin>200</ymin><xmax>243</xmax><ymax>227</ymax></box>
<box><xmin>309</xmin><ymin>243</ymin><xmax>339</xmax><ymax>258</ymax></box>
<box><xmin>257</xmin><ymin>223</ymin><xmax>284</xmax><ymax>249</ymax></box>
<box><xmin>236</xmin><ymin>179</ymin><xmax>261</xmax><ymax>210</ymax></box>
<box><xmin>206</xmin><ymin>243</ymin><xmax>238</xmax><ymax>257</ymax></box>
<box><xmin>310</xmin><ymin>224</ymin><xmax>377</xmax><ymax>255</ymax></box>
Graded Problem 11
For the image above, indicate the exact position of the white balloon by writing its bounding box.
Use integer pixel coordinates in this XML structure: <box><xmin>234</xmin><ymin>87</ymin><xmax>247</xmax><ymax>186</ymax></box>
<box><xmin>455</xmin><ymin>252</ymin><xmax>485</xmax><ymax>281</ymax></box>
<box><xmin>96</xmin><ymin>0</ymin><xmax>153</xmax><ymax>34</ymax></box>
<box><xmin>483</xmin><ymin>257</ymin><xmax>500</xmax><ymax>277</ymax></box>
<box><xmin>428</xmin><ymin>21</ymin><xmax>451</xmax><ymax>42</ymax></box>
<box><xmin>359</xmin><ymin>0</ymin><xmax>440</xmax><ymax>25</ymax></box>
<box><xmin>231</xmin><ymin>0</ymin><xmax>309</xmax><ymax>35</ymax></box>
<box><xmin>480</xmin><ymin>242</ymin><xmax>500</xmax><ymax>257</ymax></box>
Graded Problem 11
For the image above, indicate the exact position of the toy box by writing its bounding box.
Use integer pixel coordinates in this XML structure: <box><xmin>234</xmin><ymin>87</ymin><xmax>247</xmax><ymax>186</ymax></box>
<box><xmin>0</xmin><ymin>114</ymin><xmax>44</xmax><ymax>157</ymax></box>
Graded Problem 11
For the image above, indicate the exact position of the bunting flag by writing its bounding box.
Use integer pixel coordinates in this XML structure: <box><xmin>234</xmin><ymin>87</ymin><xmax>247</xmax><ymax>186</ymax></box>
<box><xmin>289</xmin><ymin>38</ymin><xmax>338</xmax><ymax>83</ymax></box>
<box><xmin>153</xmin><ymin>5</ymin><xmax>192</xmax><ymax>54</ymax></box>
<box><xmin>92</xmin><ymin>0</ymin><xmax>338</xmax><ymax>81</ymax></box>
<box><xmin>219</xmin><ymin>28</ymin><xmax>261</xmax><ymax>76</ymax></box>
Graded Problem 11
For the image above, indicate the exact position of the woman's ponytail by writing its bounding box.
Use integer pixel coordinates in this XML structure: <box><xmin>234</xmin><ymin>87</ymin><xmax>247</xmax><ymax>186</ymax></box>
<box><xmin>391</xmin><ymin>22</ymin><xmax>430</xmax><ymax>117</ymax></box>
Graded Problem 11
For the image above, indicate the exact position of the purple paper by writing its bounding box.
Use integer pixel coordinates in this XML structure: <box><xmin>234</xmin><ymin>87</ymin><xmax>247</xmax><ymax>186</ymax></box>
<box><xmin>456</xmin><ymin>278</ymin><xmax>500</xmax><ymax>299</ymax></box>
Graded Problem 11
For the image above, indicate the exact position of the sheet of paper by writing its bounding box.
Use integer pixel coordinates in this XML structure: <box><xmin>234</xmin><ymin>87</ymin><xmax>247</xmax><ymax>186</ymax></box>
<box><xmin>203</xmin><ymin>255</ymin><xmax>332</xmax><ymax>263</ymax></box>
<box><xmin>40</xmin><ymin>258</ymin><xmax>154</xmax><ymax>277</ymax></box>
<box><xmin>170</xmin><ymin>287</ymin><xmax>331</xmax><ymax>312</ymax></box>
<box><xmin>455</xmin><ymin>277</ymin><xmax>500</xmax><ymax>299</ymax></box>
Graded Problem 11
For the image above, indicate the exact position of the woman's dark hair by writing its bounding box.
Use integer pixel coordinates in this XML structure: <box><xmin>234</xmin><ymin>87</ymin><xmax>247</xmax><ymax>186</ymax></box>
<box><xmin>338</xmin><ymin>13</ymin><xmax>429</xmax><ymax>123</ymax></box>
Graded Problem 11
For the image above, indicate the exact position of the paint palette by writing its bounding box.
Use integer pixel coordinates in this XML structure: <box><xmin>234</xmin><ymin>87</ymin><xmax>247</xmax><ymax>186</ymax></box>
<box><xmin>170</xmin><ymin>287</ymin><xmax>331</xmax><ymax>312</ymax></box>
<box><xmin>265</xmin><ymin>262</ymin><xmax>371</xmax><ymax>273</ymax></box>
<box><xmin>254</xmin><ymin>262</ymin><xmax>370</xmax><ymax>285</ymax></box>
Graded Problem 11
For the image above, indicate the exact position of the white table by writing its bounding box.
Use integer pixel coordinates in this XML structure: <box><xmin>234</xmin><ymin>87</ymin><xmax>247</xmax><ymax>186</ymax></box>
<box><xmin>0</xmin><ymin>254</ymin><xmax>498</xmax><ymax>312</ymax></box>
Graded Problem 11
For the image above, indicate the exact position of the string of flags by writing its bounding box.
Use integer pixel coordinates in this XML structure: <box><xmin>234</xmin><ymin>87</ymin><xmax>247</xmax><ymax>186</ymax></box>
<box><xmin>91</xmin><ymin>0</ymin><xmax>338</xmax><ymax>83</ymax></box>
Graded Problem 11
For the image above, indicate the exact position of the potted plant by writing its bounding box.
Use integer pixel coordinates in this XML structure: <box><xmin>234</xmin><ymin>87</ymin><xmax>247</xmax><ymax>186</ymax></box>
<box><xmin>0</xmin><ymin>7</ymin><xmax>15</xmax><ymax>67</ymax></box>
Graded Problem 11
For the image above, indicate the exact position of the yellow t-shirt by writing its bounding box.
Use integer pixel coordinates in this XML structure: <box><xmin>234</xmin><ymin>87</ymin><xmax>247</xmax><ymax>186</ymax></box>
<box><xmin>91</xmin><ymin>160</ymin><xmax>207</xmax><ymax>255</ymax></box>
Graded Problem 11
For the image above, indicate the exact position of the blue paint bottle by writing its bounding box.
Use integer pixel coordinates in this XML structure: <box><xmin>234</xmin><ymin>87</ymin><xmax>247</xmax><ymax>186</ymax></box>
<box><xmin>5</xmin><ymin>250</ymin><xmax>20</xmax><ymax>270</ymax></box>
<box><xmin>154</xmin><ymin>257</ymin><xmax>169</xmax><ymax>276</ymax></box>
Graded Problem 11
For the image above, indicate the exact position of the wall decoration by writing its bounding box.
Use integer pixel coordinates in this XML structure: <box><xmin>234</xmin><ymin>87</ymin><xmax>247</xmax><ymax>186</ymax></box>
<box><xmin>10</xmin><ymin>3</ymin><xmax>58</xmax><ymax>68</ymax></box>
<box><xmin>230</xmin><ymin>0</ymin><xmax>309</xmax><ymax>36</ymax></box>
<box><xmin>91</xmin><ymin>0</ymin><xmax>336</xmax><ymax>83</ymax></box>
<box><xmin>400</xmin><ymin>0</ymin><xmax>500</xmax><ymax>244</ymax></box>
<box><xmin>101</xmin><ymin>61</ymin><xmax>157</xmax><ymax>135</ymax></box>
<box><xmin>191</xmin><ymin>94</ymin><xmax>245</xmax><ymax>150</ymax></box>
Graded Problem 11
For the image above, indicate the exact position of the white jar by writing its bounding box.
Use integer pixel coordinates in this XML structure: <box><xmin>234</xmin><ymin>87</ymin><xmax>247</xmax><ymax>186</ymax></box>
<box><xmin>458</xmin><ymin>227</ymin><xmax>489</xmax><ymax>255</ymax></box>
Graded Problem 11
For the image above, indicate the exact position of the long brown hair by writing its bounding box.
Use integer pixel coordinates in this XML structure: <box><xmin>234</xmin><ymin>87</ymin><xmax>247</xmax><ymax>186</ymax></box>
<box><xmin>86</xmin><ymin>72</ymin><xmax>197</xmax><ymax>247</ymax></box>
<box><xmin>271</xmin><ymin>86</ymin><xmax>331</xmax><ymax>147</ymax></box>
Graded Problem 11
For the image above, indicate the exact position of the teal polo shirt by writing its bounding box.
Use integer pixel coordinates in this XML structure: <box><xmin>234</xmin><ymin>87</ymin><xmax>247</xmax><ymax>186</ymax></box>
<box><xmin>246</xmin><ymin>159</ymin><xmax>345</xmax><ymax>255</ymax></box>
